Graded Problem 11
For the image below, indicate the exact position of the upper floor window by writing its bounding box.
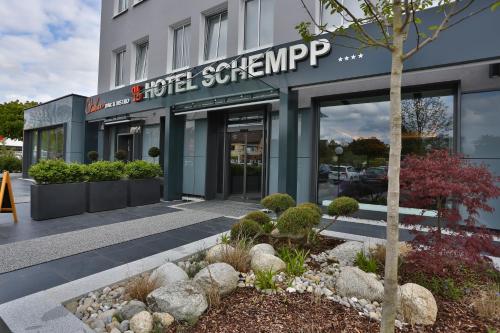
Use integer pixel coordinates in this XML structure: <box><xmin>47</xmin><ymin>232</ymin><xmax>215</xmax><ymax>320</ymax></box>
<box><xmin>205</xmin><ymin>11</ymin><xmax>228</xmax><ymax>61</ymax></box>
<box><xmin>173</xmin><ymin>24</ymin><xmax>191</xmax><ymax>70</ymax></box>
<box><xmin>114</xmin><ymin>49</ymin><xmax>126</xmax><ymax>87</ymax></box>
<box><xmin>244</xmin><ymin>0</ymin><xmax>274</xmax><ymax>50</ymax></box>
<box><xmin>135</xmin><ymin>40</ymin><xmax>149</xmax><ymax>81</ymax></box>
<box><xmin>319</xmin><ymin>0</ymin><xmax>366</xmax><ymax>31</ymax></box>
<box><xmin>117</xmin><ymin>0</ymin><xmax>128</xmax><ymax>14</ymax></box>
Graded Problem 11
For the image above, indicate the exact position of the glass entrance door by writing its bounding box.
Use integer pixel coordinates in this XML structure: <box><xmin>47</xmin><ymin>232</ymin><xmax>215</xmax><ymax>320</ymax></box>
<box><xmin>227</xmin><ymin>114</ymin><xmax>264</xmax><ymax>201</ymax></box>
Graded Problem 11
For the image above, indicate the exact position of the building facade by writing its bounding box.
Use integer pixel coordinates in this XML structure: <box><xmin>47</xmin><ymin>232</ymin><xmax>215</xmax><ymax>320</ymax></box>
<box><xmin>23</xmin><ymin>0</ymin><xmax>500</xmax><ymax>229</ymax></box>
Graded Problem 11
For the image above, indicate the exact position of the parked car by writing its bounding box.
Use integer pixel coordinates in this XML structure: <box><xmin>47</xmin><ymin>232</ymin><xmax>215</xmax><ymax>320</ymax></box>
<box><xmin>360</xmin><ymin>167</ymin><xmax>388</xmax><ymax>184</ymax></box>
<box><xmin>328</xmin><ymin>165</ymin><xmax>360</xmax><ymax>181</ymax></box>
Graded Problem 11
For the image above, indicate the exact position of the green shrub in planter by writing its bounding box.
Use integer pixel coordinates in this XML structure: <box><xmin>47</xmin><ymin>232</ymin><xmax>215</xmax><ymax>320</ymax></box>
<box><xmin>230</xmin><ymin>219</ymin><xmax>263</xmax><ymax>240</ymax></box>
<box><xmin>87</xmin><ymin>151</ymin><xmax>99</xmax><ymax>162</ymax></box>
<box><xmin>297</xmin><ymin>202</ymin><xmax>322</xmax><ymax>222</ymax></box>
<box><xmin>29</xmin><ymin>159</ymin><xmax>85</xmax><ymax>184</ymax></box>
<box><xmin>327</xmin><ymin>196</ymin><xmax>359</xmax><ymax>217</ymax></box>
<box><xmin>124</xmin><ymin>160</ymin><xmax>162</xmax><ymax>179</ymax></box>
<box><xmin>276</xmin><ymin>206</ymin><xmax>319</xmax><ymax>237</ymax></box>
<box><xmin>85</xmin><ymin>161</ymin><xmax>124</xmax><ymax>182</ymax></box>
<box><xmin>244</xmin><ymin>211</ymin><xmax>271</xmax><ymax>226</ymax></box>
<box><xmin>148</xmin><ymin>147</ymin><xmax>160</xmax><ymax>159</ymax></box>
<box><xmin>260</xmin><ymin>193</ymin><xmax>296</xmax><ymax>217</ymax></box>
<box><xmin>115</xmin><ymin>150</ymin><xmax>128</xmax><ymax>161</ymax></box>
<box><xmin>0</xmin><ymin>154</ymin><xmax>22</xmax><ymax>172</ymax></box>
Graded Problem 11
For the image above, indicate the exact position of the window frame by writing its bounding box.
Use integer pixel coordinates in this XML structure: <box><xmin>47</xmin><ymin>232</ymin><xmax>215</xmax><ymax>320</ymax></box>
<box><xmin>115</xmin><ymin>0</ymin><xmax>129</xmax><ymax>16</ymax></box>
<box><xmin>243</xmin><ymin>0</ymin><xmax>273</xmax><ymax>51</ymax></box>
<box><xmin>113</xmin><ymin>48</ymin><xmax>126</xmax><ymax>88</ymax></box>
<box><xmin>134</xmin><ymin>39</ymin><xmax>149</xmax><ymax>82</ymax></box>
<box><xmin>204</xmin><ymin>11</ymin><xmax>228</xmax><ymax>61</ymax></box>
<box><xmin>172</xmin><ymin>23</ymin><xmax>191</xmax><ymax>71</ymax></box>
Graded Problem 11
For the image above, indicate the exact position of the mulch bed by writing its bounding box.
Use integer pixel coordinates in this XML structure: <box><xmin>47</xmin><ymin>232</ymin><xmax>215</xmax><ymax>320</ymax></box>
<box><xmin>167</xmin><ymin>288</ymin><xmax>384</xmax><ymax>333</ymax></box>
<box><xmin>166</xmin><ymin>288</ymin><xmax>499</xmax><ymax>333</ymax></box>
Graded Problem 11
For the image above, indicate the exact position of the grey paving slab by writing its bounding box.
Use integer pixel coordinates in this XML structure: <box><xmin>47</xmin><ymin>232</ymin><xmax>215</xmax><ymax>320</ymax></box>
<box><xmin>179</xmin><ymin>200</ymin><xmax>261</xmax><ymax>217</ymax></box>
<box><xmin>0</xmin><ymin>209</ymin><xmax>222</xmax><ymax>273</ymax></box>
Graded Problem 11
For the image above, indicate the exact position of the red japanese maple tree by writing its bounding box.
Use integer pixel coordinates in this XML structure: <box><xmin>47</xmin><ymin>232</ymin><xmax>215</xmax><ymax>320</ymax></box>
<box><xmin>400</xmin><ymin>150</ymin><xmax>500</xmax><ymax>269</ymax></box>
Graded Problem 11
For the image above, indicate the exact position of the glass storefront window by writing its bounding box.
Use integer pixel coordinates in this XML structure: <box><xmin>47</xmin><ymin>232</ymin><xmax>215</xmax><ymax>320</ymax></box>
<box><xmin>317</xmin><ymin>90</ymin><xmax>454</xmax><ymax>207</ymax></box>
<box><xmin>142</xmin><ymin>125</ymin><xmax>160</xmax><ymax>163</ymax></box>
<box><xmin>36</xmin><ymin>126</ymin><xmax>65</xmax><ymax>162</ymax></box>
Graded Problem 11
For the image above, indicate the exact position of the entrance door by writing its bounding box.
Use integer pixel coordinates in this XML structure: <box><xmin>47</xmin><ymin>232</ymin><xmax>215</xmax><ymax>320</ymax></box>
<box><xmin>227</xmin><ymin>114</ymin><xmax>264</xmax><ymax>201</ymax></box>
<box><xmin>117</xmin><ymin>134</ymin><xmax>134</xmax><ymax>161</ymax></box>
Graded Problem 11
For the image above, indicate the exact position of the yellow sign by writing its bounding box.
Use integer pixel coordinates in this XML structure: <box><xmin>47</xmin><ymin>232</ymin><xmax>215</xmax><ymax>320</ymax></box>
<box><xmin>0</xmin><ymin>171</ymin><xmax>18</xmax><ymax>223</ymax></box>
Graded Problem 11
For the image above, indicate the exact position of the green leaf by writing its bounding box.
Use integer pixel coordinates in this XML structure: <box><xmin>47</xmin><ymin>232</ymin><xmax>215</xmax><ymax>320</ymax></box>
<box><xmin>492</xmin><ymin>1</ymin><xmax>500</xmax><ymax>11</ymax></box>
<box><xmin>414</xmin><ymin>17</ymin><xmax>422</xmax><ymax>24</ymax></box>
<box><xmin>428</xmin><ymin>25</ymin><xmax>439</xmax><ymax>31</ymax></box>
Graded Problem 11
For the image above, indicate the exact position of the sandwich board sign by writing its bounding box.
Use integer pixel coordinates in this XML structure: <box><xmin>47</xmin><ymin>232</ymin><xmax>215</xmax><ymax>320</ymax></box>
<box><xmin>0</xmin><ymin>171</ymin><xmax>18</xmax><ymax>223</ymax></box>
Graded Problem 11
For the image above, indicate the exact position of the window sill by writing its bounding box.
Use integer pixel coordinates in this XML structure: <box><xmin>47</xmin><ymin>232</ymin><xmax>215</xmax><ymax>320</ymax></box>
<box><xmin>113</xmin><ymin>8</ymin><xmax>128</xmax><ymax>19</ymax></box>
<box><xmin>131</xmin><ymin>78</ymin><xmax>148</xmax><ymax>84</ymax></box>
<box><xmin>167</xmin><ymin>66</ymin><xmax>190</xmax><ymax>75</ymax></box>
<box><xmin>133</xmin><ymin>0</ymin><xmax>147</xmax><ymax>7</ymax></box>
<box><xmin>240</xmin><ymin>44</ymin><xmax>274</xmax><ymax>55</ymax></box>
<box><xmin>200</xmin><ymin>56</ymin><xmax>227</xmax><ymax>66</ymax></box>
<box><xmin>110</xmin><ymin>84</ymin><xmax>127</xmax><ymax>91</ymax></box>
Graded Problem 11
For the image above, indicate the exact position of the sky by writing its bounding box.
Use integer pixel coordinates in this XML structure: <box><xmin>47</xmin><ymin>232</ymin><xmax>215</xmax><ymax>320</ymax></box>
<box><xmin>0</xmin><ymin>0</ymin><xmax>101</xmax><ymax>103</ymax></box>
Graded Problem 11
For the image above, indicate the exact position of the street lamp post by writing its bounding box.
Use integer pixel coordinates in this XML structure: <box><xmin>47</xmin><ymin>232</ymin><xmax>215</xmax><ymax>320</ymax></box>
<box><xmin>335</xmin><ymin>146</ymin><xmax>344</xmax><ymax>198</ymax></box>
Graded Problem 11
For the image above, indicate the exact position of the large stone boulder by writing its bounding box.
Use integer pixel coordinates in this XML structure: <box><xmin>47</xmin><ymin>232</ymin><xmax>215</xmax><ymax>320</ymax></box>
<box><xmin>335</xmin><ymin>266</ymin><xmax>384</xmax><ymax>302</ymax></box>
<box><xmin>206</xmin><ymin>244</ymin><xmax>235</xmax><ymax>263</ymax></box>
<box><xmin>147</xmin><ymin>280</ymin><xmax>208</xmax><ymax>321</ymax></box>
<box><xmin>328</xmin><ymin>241</ymin><xmax>364</xmax><ymax>266</ymax></box>
<box><xmin>149</xmin><ymin>262</ymin><xmax>188</xmax><ymax>287</ymax></box>
<box><xmin>399</xmin><ymin>283</ymin><xmax>438</xmax><ymax>325</ymax></box>
<box><xmin>193</xmin><ymin>263</ymin><xmax>239</xmax><ymax>295</ymax></box>
<box><xmin>249</xmin><ymin>243</ymin><xmax>276</xmax><ymax>258</ymax></box>
<box><xmin>251</xmin><ymin>253</ymin><xmax>286</xmax><ymax>273</ymax></box>
<box><xmin>119</xmin><ymin>300</ymin><xmax>147</xmax><ymax>320</ymax></box>
<box><xmin>130</xmin><ymin>311</ymin><xmax>153</xmax><ymax>333</ymax></box>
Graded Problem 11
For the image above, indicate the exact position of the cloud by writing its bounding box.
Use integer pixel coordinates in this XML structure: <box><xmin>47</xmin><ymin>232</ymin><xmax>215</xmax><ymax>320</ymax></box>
<box><xmin>0</xmin><ymin>0</ymin><xmax>101</xmax><ymax>103</ymax></box>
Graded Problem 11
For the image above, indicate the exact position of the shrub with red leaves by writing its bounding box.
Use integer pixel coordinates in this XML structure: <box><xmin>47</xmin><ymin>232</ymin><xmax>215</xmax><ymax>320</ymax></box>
<box><xmin>400</xmin><ymin>150</ymin><xmax>500</xmax><ymax>298</ymax></box>
<box><xmin>401</xmin><ymin>150</ymin><xmax>500</xmax><ymax>239</ymax></box>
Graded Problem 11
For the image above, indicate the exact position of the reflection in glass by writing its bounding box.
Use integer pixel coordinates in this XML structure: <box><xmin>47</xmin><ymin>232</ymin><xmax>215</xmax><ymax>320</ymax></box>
<box><xmin>318</xmin><ymin>90</ymin><xmax>454</xmax><ymax>208</ymax></box>
<box><xmin>461</xmin><ymin>91</ymin><xmax>500</xmax><ymax>158</ymax></box>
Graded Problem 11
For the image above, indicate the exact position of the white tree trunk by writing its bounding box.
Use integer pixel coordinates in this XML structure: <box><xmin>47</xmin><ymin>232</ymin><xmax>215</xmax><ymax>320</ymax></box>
<box><xmin>380</xmin><ymin>2</ymin><xmax>404</xmax><ymax>333</ymax></box>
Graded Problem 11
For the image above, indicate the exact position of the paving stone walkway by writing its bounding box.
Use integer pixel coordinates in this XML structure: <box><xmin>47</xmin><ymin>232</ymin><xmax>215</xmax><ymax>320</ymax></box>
<box><xmin>0</xmin><ymin>209</ymin><xmax>222</xmax><ymax>273</ymax></box>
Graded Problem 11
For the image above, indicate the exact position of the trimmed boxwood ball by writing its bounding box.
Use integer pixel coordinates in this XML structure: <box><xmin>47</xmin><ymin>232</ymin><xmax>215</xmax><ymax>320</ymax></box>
<box><xmin>298</xmin><ymin>202</ymin><xmax>322</xmax><ymax>217</ymax></box>
<box><xmin>260</xmin><ymin>193</ymin><xmax>296</xmax><ymax>216</ymax></box>
<box><xmin>115</xmin><ymin>150</ymin><xmax>128</xmax><ymax>161</ymax></box>
<box><xmin>327</xmin><ymin>196</ymin><xmax>359</xmax><ymax>217</ymax></box>
<box><xmin>230</xmin><ymin>219</ymin><xmax>263</xmax><ymax>240</ymax></box>
<box><xmin>148</xmin><ymin>146</ymin><xmax>160</xmax><ymax>158</ymax></box>
<box><xmin>244</xmin><ymin>211</ymin><xmax>271</xmax><ymax>226</ymax></box>
<box><xmin>276</xmin><ymin>206</ymin><xmax>320</xmax><ymax>237</ymax></box>
<box><xmin>87</xmin><ymin>150</ymin><xmax>99</xmax><ymax>162</ymax></box>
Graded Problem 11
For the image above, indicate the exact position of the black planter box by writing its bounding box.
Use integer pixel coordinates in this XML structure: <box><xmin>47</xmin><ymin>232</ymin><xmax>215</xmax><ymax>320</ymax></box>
<box><xmin>31</xmin><ymin>183</ymin><xmax>87</xmax><ymax>220</ymax></box>
<box><xmin>87</xmin><ymin>180</ymin><xmax>128</xmax><ymax>213</ymax></box>
<box><xmin>127</xmin><ymin>178</ymin><xmax>161</xmax><ymax>207</ymax></box>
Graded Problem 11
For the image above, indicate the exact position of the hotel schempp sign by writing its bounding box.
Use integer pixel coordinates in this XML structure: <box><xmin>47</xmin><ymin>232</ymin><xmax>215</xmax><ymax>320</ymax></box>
<box><xmin>86</xmin><ymin>39</ymin><xmax>331</xmax><ymax>114</ymax></box>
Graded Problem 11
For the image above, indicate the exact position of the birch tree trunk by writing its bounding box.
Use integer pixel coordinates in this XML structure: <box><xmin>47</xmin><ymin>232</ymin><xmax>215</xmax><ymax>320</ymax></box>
<box><xmin>380</xmin><ymin>1</ymin><xmax>404</xmax><ymax>332</ymax></box>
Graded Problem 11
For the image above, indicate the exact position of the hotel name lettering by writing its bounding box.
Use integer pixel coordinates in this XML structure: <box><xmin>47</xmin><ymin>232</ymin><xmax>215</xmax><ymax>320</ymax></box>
<box><xmin>87</xmin><ymin>40</ymin><xmax>331</xmax><ymax>113</ymax></box>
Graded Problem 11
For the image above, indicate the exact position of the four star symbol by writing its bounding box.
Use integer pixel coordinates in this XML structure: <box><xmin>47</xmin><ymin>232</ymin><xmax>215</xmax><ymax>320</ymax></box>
<box><xmin>337</xmin><ymin>53</ymin><xmax>364</xmax><ymax>62</ymax></box>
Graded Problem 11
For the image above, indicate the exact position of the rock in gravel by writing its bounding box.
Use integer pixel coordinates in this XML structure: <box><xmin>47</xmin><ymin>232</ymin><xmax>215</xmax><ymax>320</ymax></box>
<box><xmin>153</xmin><ymin>312</ymin><xmax>175</xmax><ymax>327</ymax></box>
<box><xmin>97</xmin><ymin>309</ymin><xmax>117</xmax><ymax>324</ymax></box>
<box><xmin>149</xmin><ymin>262</ymin><xmax>189</xmax><ymax>287</ymax></box>
<box><xmin>130</xmin><ymin>311</ymin><xmax>153</xmax><ymax>333</ymax></box>
<box><xmin>119</xmin><ymin>319</ymin><xmax>130</xmax><ymax>332</ymax></box>
<box><xmin>147</xmin><ymin>280</ymin><xmax>208</xmax><ymax>321</ymax></box>
<box><xmin>193</xmin><ymin>263</ymin><xmax>239</xmax><ymax>295</ymax></box>
<box><xmin>328</xmin><ymin>241</ymin><xmax>364</xmax><ymax>266</ymax></box>
<box><xmin>206</xmin><ymin>244</ymin><xmax>235</xmax><ymax>263</ymax></box>
<box><xmin>109</xmin><ymin>328</ymin><xmax>121</xmax><ymax>333</ymax></box>
<box><xmin>119</xmin><ymin>300</ymin><xmax>147</xmax><ymax>320</ymax></box>
<box><xmin>249</xmin><ymin>243</ymin><xmax>276</xmax><ymax>257</ymax></box>
<box><xmin>251</xmin><ymin>253</ymin><xmax>286</xmax><ymax>273</ymax></box>
<box><xmin>335</xmin><ymin>266</ymin><xmax>384</xmax><ymax>302</ymax></box>
<box><xmin>398</xmin><ymin>283</ymin><xmax>437</xmax><ymax>325</ymax></box>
